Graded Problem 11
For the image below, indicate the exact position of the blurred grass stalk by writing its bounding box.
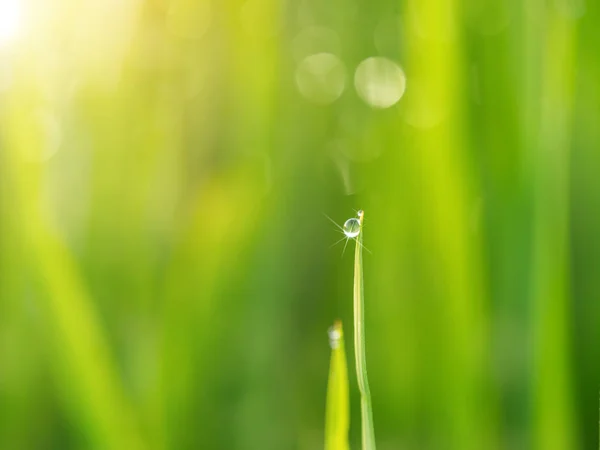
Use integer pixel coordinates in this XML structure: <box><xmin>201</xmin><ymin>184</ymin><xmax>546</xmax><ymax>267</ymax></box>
<box><xmin>353</xmin><ymin>211</ymin><xmax>376</xmax><ymax>450</ymax></box>
<box><xmin>325</xmin><ymin>321</ymin><xmax>350</xmax><ymax>450</ymax></box>
<box><xmin>1</xmin><ymin>67</ymin><xmax>145</xmax><ymax>449</ymax></box>
<box><xmin>403</xmin><ymin>0</ymin><xmax>493</xmax><ymax>447</ymax></box>
<box><xmin>528</xmin><ymin>3</ymin><xmax>579</xmax><ymax>449</ymax></box>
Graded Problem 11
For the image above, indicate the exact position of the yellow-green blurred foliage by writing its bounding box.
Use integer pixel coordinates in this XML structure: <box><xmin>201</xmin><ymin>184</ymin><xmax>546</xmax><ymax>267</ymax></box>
<box><xmin>0</xmin><ymin>0</ymin><xmax>598</xmax><ymax>449</ymax></box>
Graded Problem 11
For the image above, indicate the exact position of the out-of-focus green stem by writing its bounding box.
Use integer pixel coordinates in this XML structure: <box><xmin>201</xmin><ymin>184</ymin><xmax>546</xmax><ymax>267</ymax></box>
<box><xmin>528</xmin><ymin>5</ymin><xmax>578</xmax><ymax>450</ymax></box>
<box><xmin>353</xmin><ymin>210</ymin><xmax>376</xmax><ymax>450</ymax></box>
<box><xmin>1</xmin><ymin>71</ymin><xmax>145</xmax><ymax>450</ymax></box>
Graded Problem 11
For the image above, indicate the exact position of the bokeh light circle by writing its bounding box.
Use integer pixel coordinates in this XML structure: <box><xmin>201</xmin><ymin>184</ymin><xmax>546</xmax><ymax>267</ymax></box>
<box><xmin>354</xmin><ymin>57</ymin><xmax>406</xmax><ymax>109</ymax></box>
<box><xmin>295</xmin><ymin>52</ymin><xmax>346</xmax><ymax>105</ymax></box>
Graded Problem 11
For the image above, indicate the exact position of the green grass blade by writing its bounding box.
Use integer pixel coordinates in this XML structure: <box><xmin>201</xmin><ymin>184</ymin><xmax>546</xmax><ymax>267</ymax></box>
<box><xmin>325</xmin><ymin>320</ymin><xmax>350</xmax><ymax>450</ymax></box>
<box><xmin>353</xmin><ymin>211</ymin><xmax>376</xmax><ymax>450</ymax></box>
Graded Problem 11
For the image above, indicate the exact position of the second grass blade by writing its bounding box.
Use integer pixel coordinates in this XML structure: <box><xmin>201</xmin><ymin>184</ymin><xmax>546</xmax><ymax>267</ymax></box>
<box><xmin>354</xmin><ymin>210</ymin><xmax>376</xmax><ymax>450</ymax></box>
<box><xmin>325</xmin><ymin>320</ymin><xmax>350</xmax><ymax>450</ymax></box>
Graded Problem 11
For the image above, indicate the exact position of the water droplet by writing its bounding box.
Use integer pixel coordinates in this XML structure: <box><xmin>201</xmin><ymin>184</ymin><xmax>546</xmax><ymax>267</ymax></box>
<box><xmin>343</xmin><ymin>217</ymin><xmax>360</xmax><ymax>238</ymax></box>
<box><xmin>328</xmin><ymin>326</ymin><xmax>341</xmax><ymax>349</ymax></box>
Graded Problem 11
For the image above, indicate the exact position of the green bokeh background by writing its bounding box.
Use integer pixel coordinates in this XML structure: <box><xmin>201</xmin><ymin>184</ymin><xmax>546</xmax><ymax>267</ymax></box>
<box><xmin>1</xmin><ymin>0</ymin><xmax>599</xmax><ymax>449</ymax></box>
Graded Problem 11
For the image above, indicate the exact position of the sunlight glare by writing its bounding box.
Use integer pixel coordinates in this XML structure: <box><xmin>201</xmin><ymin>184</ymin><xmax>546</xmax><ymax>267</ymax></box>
<box><xmin>0</xmin><ymin>0</ymin><xmax>21</xmax><ymax>46</ymax></box>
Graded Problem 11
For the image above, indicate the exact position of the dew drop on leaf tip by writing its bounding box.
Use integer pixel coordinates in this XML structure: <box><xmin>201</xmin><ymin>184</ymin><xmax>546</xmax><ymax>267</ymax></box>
<box><xmin>328</xmin><ymin>325</ymin><xmax>341</xmax><ymax>349</ymax></box>
<box><xmin>343</xmin><ymin>218</ymin><xmax>360</xmax><ymax>238</ymax></box>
